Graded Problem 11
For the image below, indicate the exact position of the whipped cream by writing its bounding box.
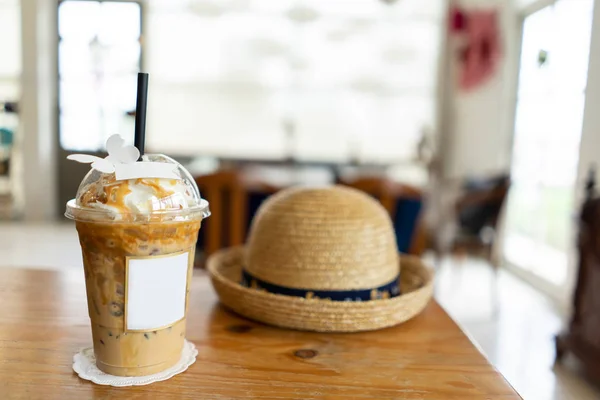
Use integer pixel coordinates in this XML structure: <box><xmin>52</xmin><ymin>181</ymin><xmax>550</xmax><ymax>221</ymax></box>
<box><xmin>77</xmin><ymin>177</ymin><xmax>198</xmax><ymax>219</ymax></box>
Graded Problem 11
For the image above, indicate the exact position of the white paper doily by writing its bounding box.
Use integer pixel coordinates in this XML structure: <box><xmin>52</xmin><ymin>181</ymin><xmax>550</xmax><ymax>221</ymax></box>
<box><xmin>72</xmin><ymin>339</ymin><xmax>197</xmax><ymax>387</ymax></box>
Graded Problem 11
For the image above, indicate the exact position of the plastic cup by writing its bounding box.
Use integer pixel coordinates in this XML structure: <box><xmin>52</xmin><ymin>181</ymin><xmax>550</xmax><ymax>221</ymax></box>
<box><xmin>65</xmin><ymin>155</ymin><xmax>209</xmax><ymax>376</ymax></box>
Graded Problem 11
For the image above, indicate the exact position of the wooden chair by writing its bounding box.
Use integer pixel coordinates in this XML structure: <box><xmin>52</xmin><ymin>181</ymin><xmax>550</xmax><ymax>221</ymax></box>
<box><xmin>339</xmin><ymin>176</ymin><xmax>426</xmax><ymax>256</ymax></box>
<box><xmin>449</xmin><ymin>175</ymin><xmax>510</xmax><ymax>268</ymax></box>
<box><xmin>194</xmin><ymin>170</ymin><xmax>247</xmax><ymax>262</ymax></box>
<box><xmin>433</xmin><ymin>175</ymin><xmax>509</xmax><ymax>316</ymax></box>
<box><xmin>239</xmin><ymin>164</ymin><xmax>336</xmax><ymax>234</ymax></box>
<box><xmin>339</xmin><ymin>177</ymin><xmax>397</xmax><ymax>216</ymax></box>
<box><xmin>196</xmin><ymin>164</ymin><xmax>335</xmax><ymax>263</ymax></box>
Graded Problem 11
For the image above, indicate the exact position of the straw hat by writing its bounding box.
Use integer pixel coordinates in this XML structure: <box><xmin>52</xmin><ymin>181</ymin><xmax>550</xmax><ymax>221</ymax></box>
<box><xmin>208</xmin><ymin>186</ymin><xmax>433</xmax><ymax>332</ymax></box>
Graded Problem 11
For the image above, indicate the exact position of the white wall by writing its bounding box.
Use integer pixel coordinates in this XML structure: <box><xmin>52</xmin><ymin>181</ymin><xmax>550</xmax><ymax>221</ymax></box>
<box><xmin>442</xmin><ymin>0</ymin><xmax>518</xmax><ymax>179</ymax></box>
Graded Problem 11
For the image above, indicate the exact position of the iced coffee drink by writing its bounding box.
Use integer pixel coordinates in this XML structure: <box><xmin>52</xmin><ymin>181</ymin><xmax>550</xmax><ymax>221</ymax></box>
<box><xmin>66</xmin><ymin>154</ymin><xmax>209</xmax><ymax>376</ymax></box>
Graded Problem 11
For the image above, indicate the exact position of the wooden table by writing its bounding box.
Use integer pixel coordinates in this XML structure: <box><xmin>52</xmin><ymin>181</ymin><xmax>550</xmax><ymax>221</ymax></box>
<box><xmin>0</xmin><ymin>267</ymin><xmax>521</xmax><ymax>399</ymax></box>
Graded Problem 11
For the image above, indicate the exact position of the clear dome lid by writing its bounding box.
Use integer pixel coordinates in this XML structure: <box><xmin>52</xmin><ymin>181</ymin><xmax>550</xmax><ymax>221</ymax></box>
<box><xmin>65</xmin><ymin>154</ymin><xmax>210</xmax><ymax>223</ymax></box>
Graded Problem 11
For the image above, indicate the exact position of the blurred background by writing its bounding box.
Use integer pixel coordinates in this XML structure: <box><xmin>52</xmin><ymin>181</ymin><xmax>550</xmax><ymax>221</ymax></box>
<box><xmin>2</xmin><ymin>0</ymin><xmax>600</xmax><ymax>398</ymax></box>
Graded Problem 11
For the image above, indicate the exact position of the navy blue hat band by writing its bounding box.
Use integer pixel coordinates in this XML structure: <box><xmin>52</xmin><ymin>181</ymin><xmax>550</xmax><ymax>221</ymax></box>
<box><xmin>241</xmin><ymin>269</ymin><xmax>401</xmax><ymax>301</ymax></box>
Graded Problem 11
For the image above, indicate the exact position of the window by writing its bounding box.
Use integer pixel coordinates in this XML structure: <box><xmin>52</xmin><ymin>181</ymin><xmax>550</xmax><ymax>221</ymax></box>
<box><xmin>0</xmin><ymin>0</ymin><xmax>21</xmax><ymax>101</ymax></box>
<box><xmin>58</xmin><ymin>0</ymin><xmax>443</xmax><ymax>162</ymax></box>
<box><xmin>503</xmin><ymin>0</ymin><xmax>594</xmax><ymax>287</ymax></box>
<box><xmin>58</xmin><ymin>0</ymin><xmax>141</xmax><ymax>151</ymax></box>
<box><xmin>0</xmin><ymin>0</ymin><xmax>21</xmax><ymax>190</ymax></box>
<box><xmin>144</xmin><ymin>0</ymin><xmax>443</xmax><ymax>162</ymax></box>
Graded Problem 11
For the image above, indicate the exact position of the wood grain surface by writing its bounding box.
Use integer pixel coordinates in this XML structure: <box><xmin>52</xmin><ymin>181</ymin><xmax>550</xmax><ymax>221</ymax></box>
<box><xmin>0</xmin><ymin>267</ymin><xmax>521</xmax><ymax>399</ymax></box>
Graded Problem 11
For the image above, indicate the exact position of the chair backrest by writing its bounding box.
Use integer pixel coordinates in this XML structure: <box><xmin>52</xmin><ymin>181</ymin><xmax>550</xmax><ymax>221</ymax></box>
<box><xmin>456</xmin><ymin>175</ymin><xmax>510</xmax><ymax>234</ymax></box>
<box><xmin>194</xmin><ymin>170</ymin><xmax>247</xmax><ymax>258</ymax></box>
<box><xmin>339</xmin><ymin>176</ymin><xmax>425</xmax><ymax>255</ymax></box>
<box><xmin>339</xmin><ymin>177</ymin><xmax>397</xmax><ymax>216</ymax></box>
<box><xmin>239</xmin><ymin>164</ymin><xmax>336</xmax><ymax>233</ymax></box>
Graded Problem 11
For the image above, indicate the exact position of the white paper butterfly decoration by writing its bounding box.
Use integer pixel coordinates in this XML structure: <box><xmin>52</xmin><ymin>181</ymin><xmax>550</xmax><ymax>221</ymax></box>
<box><xmin>67</xmin><ymin>134</ymin><xmax>180</xmax><ymax>180</ymax></box>
<box><xmin>67</xmin><ymin>134</ymin><xmax>140</xmax><ymax>174</ymax></box>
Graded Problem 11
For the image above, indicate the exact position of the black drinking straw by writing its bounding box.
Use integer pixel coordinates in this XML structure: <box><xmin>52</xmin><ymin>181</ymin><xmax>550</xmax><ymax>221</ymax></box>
<box><xmin>134</xmin><ymin>72</ymin><xmax>149</xmax><ymax>159</ymax></box>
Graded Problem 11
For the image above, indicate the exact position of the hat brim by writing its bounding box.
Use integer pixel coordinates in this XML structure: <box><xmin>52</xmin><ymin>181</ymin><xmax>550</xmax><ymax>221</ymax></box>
<box><xmin>207</xmin><ymin>246</ymin><xmax>434</xmax><ymax>333</ymax></box>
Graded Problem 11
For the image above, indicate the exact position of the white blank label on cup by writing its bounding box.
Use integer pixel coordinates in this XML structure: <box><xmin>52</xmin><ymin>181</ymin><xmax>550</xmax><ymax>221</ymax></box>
<box><xmin>126</xmin><ymin>251</ymin><xmax>190</xmax><ymax>331</ymax></box>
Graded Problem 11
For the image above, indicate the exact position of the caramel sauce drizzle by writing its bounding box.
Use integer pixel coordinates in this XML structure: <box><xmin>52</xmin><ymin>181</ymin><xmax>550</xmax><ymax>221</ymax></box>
<box><xmin>135</xmin><ymin>178</ymin><xmax>175</xmax><ymax>200</ymax></box>
<box><xmin>102</xmin><ymin>181</ymin><xmax>133</xmax><ymax>215</ymax></box>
